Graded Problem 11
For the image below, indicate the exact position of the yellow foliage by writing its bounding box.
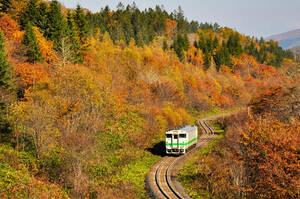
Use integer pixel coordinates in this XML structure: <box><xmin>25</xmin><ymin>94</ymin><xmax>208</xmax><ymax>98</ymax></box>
<box><xmin>33</xmin><ymin>27</ymin><xmax>58</xmax><ymax>63</ymax></box>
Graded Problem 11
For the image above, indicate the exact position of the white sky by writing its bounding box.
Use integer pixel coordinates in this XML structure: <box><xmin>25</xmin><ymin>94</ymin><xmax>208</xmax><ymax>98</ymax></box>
<box><xmin>59</xmin><ymin>0</ymin><xmax>300</xmax><ymax>38</ymax></box>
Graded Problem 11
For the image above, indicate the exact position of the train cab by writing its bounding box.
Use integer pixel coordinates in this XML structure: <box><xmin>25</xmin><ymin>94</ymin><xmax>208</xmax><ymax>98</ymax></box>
<box><xmin>165</xmin><ymin>126</ymin><xmax>197</xmax><ymax>155</ymax></box>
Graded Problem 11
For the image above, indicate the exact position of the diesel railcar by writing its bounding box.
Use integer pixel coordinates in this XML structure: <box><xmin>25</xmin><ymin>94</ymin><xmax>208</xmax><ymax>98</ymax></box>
<box><xmin>165</xmin><ymin>125</ymin><xmax>198</xmax><ymax>155</ymax></box>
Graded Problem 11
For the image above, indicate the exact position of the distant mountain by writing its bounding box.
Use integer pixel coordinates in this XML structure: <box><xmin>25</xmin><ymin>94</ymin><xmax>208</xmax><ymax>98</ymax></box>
<box><xmin>266</xmin><ymin>29</ymin><xmax>300</xmax><ymax>49</ymax></box>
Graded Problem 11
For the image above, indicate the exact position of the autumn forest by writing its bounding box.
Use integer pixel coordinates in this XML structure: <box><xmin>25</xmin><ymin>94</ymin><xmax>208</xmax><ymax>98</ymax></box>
<box><xmin>0</xmin><ymin>0</ymin><xmax>299</xmax><ymax>198</ymax></box>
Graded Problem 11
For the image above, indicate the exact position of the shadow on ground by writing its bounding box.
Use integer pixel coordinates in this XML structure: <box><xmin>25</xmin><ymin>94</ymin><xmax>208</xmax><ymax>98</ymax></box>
<box><xmin>147</xmin><ymin>141</ymin><xmax>166</xmax><ymax>157</ymax></box>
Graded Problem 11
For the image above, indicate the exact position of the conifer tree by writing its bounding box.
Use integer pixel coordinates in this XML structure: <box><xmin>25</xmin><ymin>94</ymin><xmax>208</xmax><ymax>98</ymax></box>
<box><xmin>73</xmin><ymin>5</ymin><xmax>88</xmax><ymax>45</ymax></box>
<box><xmin>36</xmin><ymin>2</ymin><xmax>48</xmax><ymax>33</ymax></box>
<box><xmin>22</xmin><ymin>22</ymin><xmax>43</xmax><ymax>63</ymax></box>
<box><xmin>214</xmin><ymin>41</ymin><xmax>231</xmax><ymax>70</ymax></box>
<box><xmin>47</xmin><ymin>0</ymin><xmax>65</xmax><ymax>50</ymax></box>
<box><xmin>0</xmin><ymin>31</ymin><xmax>12</xmax><ymax>89</ymax></box>
<box><xmin>61</xmin><ymin>11</ymin><xmax>82</xmax><ymax>64</ymax></box>
<box><xmin>172</xmin><ymin>34</ymin><xmax>189</xmax><ymax>61</ymax></box>
<box><xmin>163</xmin><ymin>39</ymin><xmax>168</xmax><ymax>51</ymax></box>
<box><xmin>20</xmin><ymin>0</ymin><xmax>39</xmax><ymax>29</ymax></box>
<box><xmin>227</xmin><ymin>33</ymin><xmax>243</xmax><ymax>57</ymax></box>
<box><xmin>0</xmin><ymin>31</ymin><xmax>13</xmax><ymax>144</ymax></box>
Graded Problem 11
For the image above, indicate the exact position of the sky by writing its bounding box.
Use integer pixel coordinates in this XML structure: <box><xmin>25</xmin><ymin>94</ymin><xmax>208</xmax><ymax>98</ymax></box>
<box><xmin>59</xmin><ymin>0</ymin><xmax>300</xmax><ymax>38</ymax></box>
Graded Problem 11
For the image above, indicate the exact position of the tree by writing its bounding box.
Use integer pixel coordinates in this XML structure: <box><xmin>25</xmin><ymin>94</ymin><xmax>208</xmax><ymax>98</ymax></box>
<box><xmin>214</xmin><ymin>41</ymin><xmax>231</xmax><ymax>70</ymax></box>
<box><xmin>20</xmin><ymin>0</ymin><xmax>39</xmax><ymax>29</ymax></box>
<box><xmin>227</xmin><ymin>32</ymin><xmax>243</xmax><ymax>57</ymax></box>
<box><xmin>0</xmin><ymin>30</ymin><xmax>13</xmax><ymax>151</ymax></box>
<box><xmin>22</xmin><ymin>22</ymin><xmax>43</xmax><ymax>63</ymax></box>
<box><xmin>46</xmin><ymin>0</ymin><xmax>66</xmax><ymax>51</ymax></box>
<box><xmin>64</xmin><ymin>11</ymin><xmax>82</xmax><ymax>64</ymax></box>
<box><xmin>0</xmin><ymin>14</ymin><xmax>20</xmax><ymax>39</ymax></box>
<box><xmin>35</xmin><ymin>2</ymin><xmax>48</xmax><ymax>33</ymax></box>
<box><xmin>0</xmin><ymin>31</ymin><xmax>12</xmax><ymax>89</ymax></box>
<box><xmin>0</xmin><ymin>0</ymin><xmax>11</xmax><ymax>14</ymax></box>
<box><xmin>73</xmin><ymin>5</ymin><xmax>88</xmax><ymax>45</ymax></box>
<box><xmin>163</xmin><ymin>39</ymin><xmax>168</xmax><ymax>51</ymax></box>
<box><xmin>172</xmin><ymin>34</ymin><xmax>189</xmax><ymax>61</ymax></box>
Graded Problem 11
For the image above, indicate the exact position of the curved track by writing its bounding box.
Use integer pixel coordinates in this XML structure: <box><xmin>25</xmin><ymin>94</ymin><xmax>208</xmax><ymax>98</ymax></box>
<box><xmin>149</xmin><ymin>119</ymin><xmax>215</xmax><ymax>199</ymax></box>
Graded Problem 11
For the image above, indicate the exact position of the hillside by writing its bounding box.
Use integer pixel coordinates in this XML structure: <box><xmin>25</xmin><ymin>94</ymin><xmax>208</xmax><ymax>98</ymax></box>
<box><xmin>0</xmin><ymin>0</ymin><xmax>299</xmax><ymax>198</ymax></box>
<box><xmin>266</xmin><ymin>28</ymin><xmax>300</xmax><ymax>49</ymax></box>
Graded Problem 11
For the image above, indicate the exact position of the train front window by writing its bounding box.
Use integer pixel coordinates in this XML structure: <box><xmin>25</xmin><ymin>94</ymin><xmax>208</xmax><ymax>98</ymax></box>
<box><xmin>166</xmin><ymin>134</ymin><xmax>172</xmax><ymax>138</ymax></box>
<box><xmin>174</xmin><ymin>135</ymin><xmax>178</xmax><ymax>139</ymax></box>
<box><xmin>179</xmin><ymin>134</ymin><xmax>186</xmax><ymax>138</ymax></box>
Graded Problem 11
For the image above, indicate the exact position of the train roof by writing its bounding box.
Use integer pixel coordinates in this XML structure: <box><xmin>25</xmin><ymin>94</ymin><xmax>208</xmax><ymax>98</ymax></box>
<box><xmin>166</xmin><ymin>125</ymin><xmax>197</xmax><ymax>133</ymax></box>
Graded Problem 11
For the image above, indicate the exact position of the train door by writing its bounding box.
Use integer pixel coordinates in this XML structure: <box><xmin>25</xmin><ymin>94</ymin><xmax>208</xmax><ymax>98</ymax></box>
<box><xmin>173</xmin><ymin>133</ymin><xmax>179</xmax><ymax>151</ymax></box>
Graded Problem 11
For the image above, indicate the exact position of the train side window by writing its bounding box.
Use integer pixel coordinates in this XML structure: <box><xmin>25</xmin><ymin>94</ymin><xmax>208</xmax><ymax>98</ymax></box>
<box><xmin>179</xmin><ymin>134</ymin><xmax>186</xmax><ymax>138</ymax></box>
<box><xmin>166</xmin><ymin>134</ymin><xmax>172</xmax><ymax>138</ymax></box>
<box><xmin>174</xmin><ymin>135</ymin><xmax>178</xmax><ymax>139</ymax></box>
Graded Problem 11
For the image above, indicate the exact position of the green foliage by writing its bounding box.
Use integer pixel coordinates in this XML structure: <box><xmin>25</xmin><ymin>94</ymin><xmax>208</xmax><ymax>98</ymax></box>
<box><xmin>172</xmin><ymin>34</ymin><xmax>189</xmax><ymax>61</ymax></box>
<box><xmin>115</xmin><ymin>152</ymin><xmax>160</xmax><ymax>198</ymax></box>
<box><xmin>22</xmin><ymin>22</ymin><xmax>43</xmax><ymax>63</ymax></box>
<box><xmin>0</xmin><ymin>31</ymin><xmax>13</xmax><ymax>89</ymax></box>
<box><xmin>46</xmin><ymin>0</ymin><xmax>66</xmax><ymax>51</ymax></box>
<box><xmin>65</xmin><ymin>11</ymin><xmax>82</xmax><ymax>63</ymax></box>
<box><xmin>35</xmin><ymin>2</ymin><xmax>48</xmax><ymax>33</ymax></box>
<box><xmin>73</xmin><ymin>5</ymin><xmax>88</xmax><ymax>45</ymax></box>
<box><xmin>20</xmin><ymin>0</ymin><xmax>39</xmax><ymax>29</ymax></box>
<box><xmin>0</xmin><ymin>145</ymin><xmax>68</xmax><ymax>198</ymax></box>
<box><xmin>227</xmin><ymin>32</ymin><xmax>243</xmax><ymax>56</ymax></box>
<box><xmin>39</xmin><ymin>147</ymin><xmax>66</xmax><ymax>183</ymax></box>
<box><xmin>163</xmin><ymin>39</ymin><xmax>168</xmax><ymax>51</ymax></box>
<box><xmin>214</xmin><ymin>41</ymin><xmax>231</xmax><ymax>70</ymax></box>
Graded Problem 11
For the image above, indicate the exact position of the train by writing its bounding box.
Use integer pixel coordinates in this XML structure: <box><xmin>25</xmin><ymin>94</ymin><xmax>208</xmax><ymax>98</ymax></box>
<box><xmin>165</xmin><ymin>125</ymin><xmax>198</xmax><ymax>155</ymax></box>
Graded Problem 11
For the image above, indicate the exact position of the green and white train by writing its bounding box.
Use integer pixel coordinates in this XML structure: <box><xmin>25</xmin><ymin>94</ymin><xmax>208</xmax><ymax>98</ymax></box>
<box><xmin>165</xmin><ymin>125</ymin><xmax>198</xmax><ymax>155</ymax></box>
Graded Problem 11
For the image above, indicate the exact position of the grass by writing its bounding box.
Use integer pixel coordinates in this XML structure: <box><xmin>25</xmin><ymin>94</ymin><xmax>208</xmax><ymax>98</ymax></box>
<box><xmin>115</xmin><ymin>151</ymin><xmax>160</xmax><ymax>199</ymax></box>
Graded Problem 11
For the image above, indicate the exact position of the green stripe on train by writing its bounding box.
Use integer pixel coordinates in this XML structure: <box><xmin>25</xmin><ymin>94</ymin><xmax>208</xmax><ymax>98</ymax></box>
<box><xmin>165</xmin><ymin>137</ymin><xmax>198</xmax><ymax>146</ymax></box>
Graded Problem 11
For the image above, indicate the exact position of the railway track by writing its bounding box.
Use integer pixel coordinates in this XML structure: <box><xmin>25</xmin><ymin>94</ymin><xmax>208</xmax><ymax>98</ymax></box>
<box><xmin>148</xmin><ymin>119</ymin><xmax>215</xmax><ymax>199</ymax></box>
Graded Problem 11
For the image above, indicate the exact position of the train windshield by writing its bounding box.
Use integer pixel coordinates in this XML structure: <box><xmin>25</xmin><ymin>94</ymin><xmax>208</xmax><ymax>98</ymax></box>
<box><xmin>179</xmin><ymin>134</ymin><xmax>186</xmax><ymax>138</ymax></box>
<box><xmin>174</xmin><ymin>135</ymin><xmax>178</xmax><ymax>139</ymax></box>
<box><xmin>166</xmin><ymin>134</ymin><xmax>172</xmax><ymax>138</ymax></box>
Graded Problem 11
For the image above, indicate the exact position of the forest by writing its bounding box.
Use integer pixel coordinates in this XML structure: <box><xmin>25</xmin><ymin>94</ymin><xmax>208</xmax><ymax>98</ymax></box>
<box><xmin>0</xmin><ymin>0</ymin><xmax>299</xmax><ymax>198</ymax></box>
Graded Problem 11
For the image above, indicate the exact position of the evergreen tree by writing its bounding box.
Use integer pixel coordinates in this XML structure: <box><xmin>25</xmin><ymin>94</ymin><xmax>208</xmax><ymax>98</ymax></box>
<box><xmin>65</xmin><ymin>11</ymin><xmax>82</xmax><ymax>63</ymax></box>
<box><xmin>0</xmin><ymin>31</ymin><xmax>13</xmax><ymax>144</ymax></box>
<box><xmin>36</xmin><ymin>2</ymin><xmax>49</xmax><ymax>34</ymax></box>
<box><xmin>0</xmin><ymin>31</ymin><xmax>12</xmax><ymax>89</ymax></box>
<box><xmin>245</xmin><ymin>41</ymin><xmax>258</xmax><ymax>57</ymax></box>
<box><xmin>0</xmin><ymin>0</ymin><xmax>11</xmax><ymax>14</ymax></box>
<box><xmin>73</xmin><ymin>5</ymin><xmax>88</xmax><ymax>45</ymax></box>
<box><xmin>172</xmin><ymin>34</ymin><xmax>189</xmax><ymax>61</ymax></box>
<box><xmin>20</xmin><ymin>0</ymin><xmax>39</xmax><ymax>29</ymax></box>
<box><xmin>46</xmin><ymin>0</ymin><xmax>66</xmax><ymax>50</ymax></box>
<box><xmin>22</xmin><ymin>22</ymin><xmax>43</xmax><ymax>63</ymax></box>
<box><xmin>214</xmin><ymin>41</ymin><xmax>231</xmax><ymax>70</ymax></box>
<box><xmin>227</xmin><ymin>33</ymin><xmax>243</xmax><ymax>57</ymax></box>
<box><xmin>163</xmin><ymin>39</ymin><xmax>168</xmax><ymax>51</ymax></box>
<box><xmin>204</xmin><ymin>53</ymin><xmax>211</xmax><ymax>69</ymax></box>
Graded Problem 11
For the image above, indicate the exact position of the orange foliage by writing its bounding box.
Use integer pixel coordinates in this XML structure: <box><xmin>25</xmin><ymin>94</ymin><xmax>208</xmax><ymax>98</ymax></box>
<box><xmin>33</xmin><ymin>27</ymin><xmax>57</xmax><ymax>63</ymax></box>
<box><xmin>256</xmin><ymin>64</ymin><xmax>276</xmax><ymax>77</ymax></box>
<box><xmin>12</xmin><ymin>30</ymin><xmax>24</xmax><ymax>42</ymax></box>
<box><xmin>165</xmin><ymin>19</ymin><xmax>177</xmax><ymax>37</ymax></box>
<box><xmin>14</xmin><ymin>63</ymin><xmax>49</xmax><ymax>88</ymax></box>
<box><xmin>241</xmin><ymin>117</ymin><xmax>300</xmax><ymax>198</ymax></box>
<box><xmin>186</xmin><ymin>46</ymin><xmax>204</xmax><ymax>67</ymax></box>
<box><xmin>0</xmin><ymin>15</ymin><xmax>20</xmax><ymax>39</ymax></box>
<box><xmin>219</xmin><ymin>65</ymin><xmax>232</xmax><ymax>73</ymax></box>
